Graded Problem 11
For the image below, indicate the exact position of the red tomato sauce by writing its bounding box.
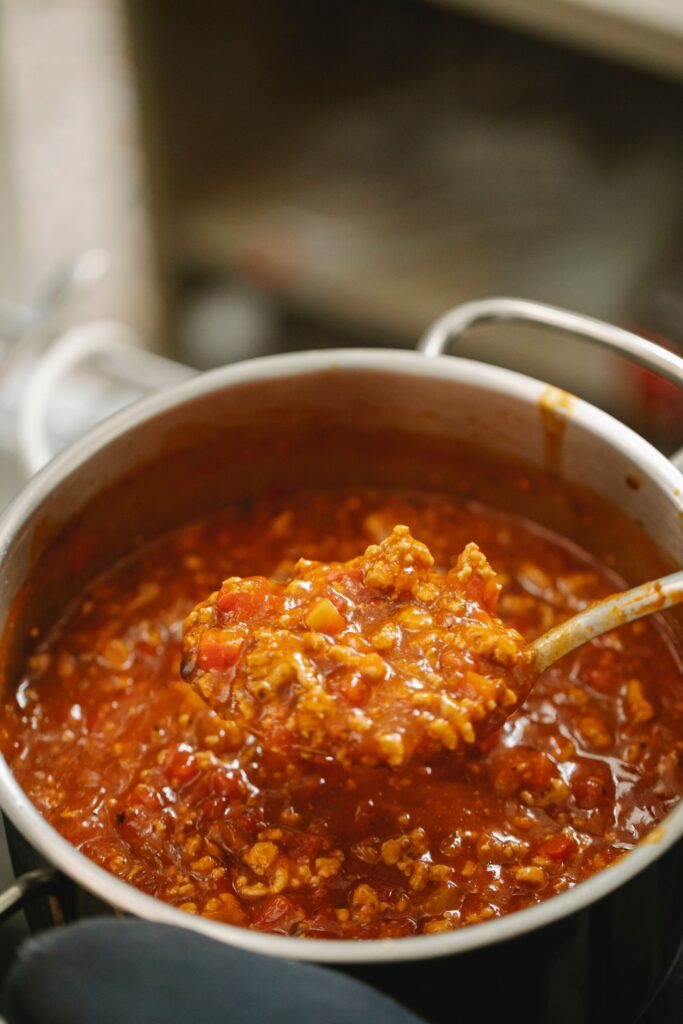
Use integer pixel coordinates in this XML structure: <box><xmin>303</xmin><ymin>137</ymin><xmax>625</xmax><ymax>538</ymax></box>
<box><xmin>1</xmin><ymin>488</ymin><xmax>682</xmax><ymax>939</ymax></box>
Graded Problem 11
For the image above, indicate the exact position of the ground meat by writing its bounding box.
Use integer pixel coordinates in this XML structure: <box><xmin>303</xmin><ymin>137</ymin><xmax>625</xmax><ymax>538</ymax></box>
<box><xmin>181</xmin><ymin>526</ymin><xmax>531</xmax><ymax>767</ymax></box>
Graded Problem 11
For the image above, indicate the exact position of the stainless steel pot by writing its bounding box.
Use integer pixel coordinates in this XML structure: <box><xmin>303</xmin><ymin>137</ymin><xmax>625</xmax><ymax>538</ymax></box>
<box><xmin>1</xmin><ymin>298</ymin><xmax>682</xmax><ymax>1023</ymax></box>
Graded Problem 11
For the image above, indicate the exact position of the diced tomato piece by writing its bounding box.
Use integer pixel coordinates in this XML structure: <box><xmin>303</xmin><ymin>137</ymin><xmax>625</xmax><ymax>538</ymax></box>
<box><xmin>493</xmin><ymin>748</ymin><xmax>557</xmax><ymax>796</ymax></box>
<box><xmin>252</xmin><ymin>895</ymin><xmax>302</xmax><ymax>933</ymax></box>
<box><xmin>326</xmin><ymin>567</ymin><xmax>363</xmax><ymax>585</ymax></box>
<box><xmin>217</xmin><ymin>578</ymin><xmax>270</xmax><ymax>618</ymax></box>
<box><xmin>324</xmin><ymin>568</ymin><xmax>364</xmax><ymax>601</ymax></box>
<box><xmin>340</xmin><ymin>675</ymin><xmax>370</xmax><ymax>706</ymax></box>
<box><xmin>235</xmin><ymin>809</ymin><xmax>263</xmax><ymax>835</ymax></box>
<box><xmin>284</xmin><ymin>831</ymin><xmax>326</xmax><ymax>862</ymax></box>
<box><xmin>527</xmin><ymin>753</ymin><xmax>557</xmax><ymax>790</ymax></box>
<box><xmin>464</xmin><ymin>573</ymin><xmax>500</xmax><ymax>613</ymax></box>
<box><xmin>130</xmin><ymin>783</ymin><xmax>163</xmax><ymax>811</ymax></box>
<box><xmin>197</xmin><ymin>628</ymin><xmax>245</xmax><ymax>671</ymax></box>
<box><xmin>207</xmin><ymin>770</ymin><xmax>241</xmax><ymax>799</ymax></box>
<box><xmin>537</xmin><ymin>833</ymin><xmax>576</xmax><ymax>861</ymax></box>
<box><xmin>164</xmin><ymin>743</ymin><xmax>199</xmax><ymax>785</ymax></box>
<box><xmin>572</xmin><ymin>775</ymin><xmax>607</xmax><ymax>810</ymax></box>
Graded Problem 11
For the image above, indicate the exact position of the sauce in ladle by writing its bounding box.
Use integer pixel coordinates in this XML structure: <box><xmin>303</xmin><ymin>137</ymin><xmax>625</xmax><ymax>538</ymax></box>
<box><xmin>181</xmin><ymin>526</ymin><xmax>535</xmax><ymax>766</ymax></box>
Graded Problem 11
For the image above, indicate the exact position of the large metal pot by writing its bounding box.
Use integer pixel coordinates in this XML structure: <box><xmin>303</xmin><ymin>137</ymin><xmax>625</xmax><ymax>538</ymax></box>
<box><xmin>0</xmin><ymin>298</ymin><xmax>682</xmax><ymax>1023</ymax></box>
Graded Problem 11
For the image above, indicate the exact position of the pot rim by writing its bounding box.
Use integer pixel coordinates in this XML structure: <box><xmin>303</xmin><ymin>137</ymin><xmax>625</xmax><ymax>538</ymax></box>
<box><xmin>0</xmin><ymin>346</ymin><xmax>681</xmax><ymax>964</ymax></box>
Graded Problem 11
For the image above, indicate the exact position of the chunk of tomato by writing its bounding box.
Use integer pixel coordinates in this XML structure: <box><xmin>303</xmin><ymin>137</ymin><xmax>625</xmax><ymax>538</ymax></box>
<box><xmin>252</xmin><ymin>895</ymin><xmax>302</xmax><ymax>933</ymax></box>
<box><xmin>493</xmin><ymin>748</ymin><xmax>557</xmax><ymax>796</ymax></box>
<box><xmin>197</xmin><ymin>628</ymin><xmax>245</xmax><ymax>671</ymax></box>
<box><xmin>164</xmin><ymin>744</ymin><xmax>199</xmax><ymax>785</ymax></box>
<box><xmin>572</xmin><ymin>775</ymin><xmax>607</xmax><ymax>810</ymax></box>
<box><xmin>537</xmin><ymin>833</ymin><xmax>576</xmax><ymax>862</ymax></box>
<box><xmin>217</xmin><ymin>577</ymin><xmax>271</xmax><ymax>618</ymax></box>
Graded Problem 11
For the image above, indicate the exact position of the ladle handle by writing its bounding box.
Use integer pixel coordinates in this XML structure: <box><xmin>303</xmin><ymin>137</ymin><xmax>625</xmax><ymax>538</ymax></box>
<box><xmin>530</xmin><ymin>570</ymin><xmax>683</xmax><ymax>674</ymax></box>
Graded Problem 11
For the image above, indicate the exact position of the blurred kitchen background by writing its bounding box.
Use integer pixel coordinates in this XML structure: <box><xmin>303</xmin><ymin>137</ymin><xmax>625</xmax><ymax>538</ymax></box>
<box><xmin>0</xmin><ymin>0</ymin><xmax>682</xmax><ymax>510</ymax></box>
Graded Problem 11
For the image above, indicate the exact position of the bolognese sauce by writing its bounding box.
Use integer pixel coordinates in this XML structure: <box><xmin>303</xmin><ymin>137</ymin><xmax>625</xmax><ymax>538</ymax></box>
<box><xmin>1</xmin><ymin>489</ymin><xmax>682</xmax><ymax>939</ymax></box>
<box><xmin>181</xmin><ymin>526</ymin><xmax>532</xmax><ymax>767</ymax></box>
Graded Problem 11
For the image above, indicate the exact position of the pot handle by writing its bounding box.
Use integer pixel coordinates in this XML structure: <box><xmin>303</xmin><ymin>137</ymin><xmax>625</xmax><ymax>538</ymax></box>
<box><xmin>0</xmin><ymin>866</ymin><xmax>77</xmax><ymax>924</ymax></box>
<box><xmin>15</xmin><ymin>320</ymin><xmax>196</xmax><ymax>477</ymax></box>
<box><xmin>419</xmin><ymin>297</ymin><xmax>683</xmax><ymax>471</ymax></box>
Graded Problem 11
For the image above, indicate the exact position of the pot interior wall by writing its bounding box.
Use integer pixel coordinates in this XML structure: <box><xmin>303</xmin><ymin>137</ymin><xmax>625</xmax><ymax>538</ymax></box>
<box><xmin>1</xmin><ymin>364</ymin><xmax>681</xmax><ymax>689</ymax></box>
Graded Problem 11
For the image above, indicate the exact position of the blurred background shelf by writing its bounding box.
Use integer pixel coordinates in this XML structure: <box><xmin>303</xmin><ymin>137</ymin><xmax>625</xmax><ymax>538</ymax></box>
<box><xmin>177</xmin><ymin>42</ymin><xmax>682</xmax><ymax>346</ymax></box>
<box><xmin>127</xmin><ymin>0</ymin><xmax>683</xmax><ymax>441</ymax></box>
<box><xmin>435</xmin><ymin>0</ymin><xmax>683</xmax><ymax>80</ymax></box>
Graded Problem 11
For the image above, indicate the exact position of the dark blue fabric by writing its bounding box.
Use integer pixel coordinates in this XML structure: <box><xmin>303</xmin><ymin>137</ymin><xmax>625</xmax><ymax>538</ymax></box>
<box><xmin>2</xmin><ymin>918</ymin><xmax>427</xmax><ymax>1024</ymax></box>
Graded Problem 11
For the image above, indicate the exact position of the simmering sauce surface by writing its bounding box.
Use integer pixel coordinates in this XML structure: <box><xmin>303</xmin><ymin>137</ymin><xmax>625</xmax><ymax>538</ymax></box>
<box><xmin>2</xmin><ymin>489</ymin><xmax>682</xmax><ymax>939</ymax></box>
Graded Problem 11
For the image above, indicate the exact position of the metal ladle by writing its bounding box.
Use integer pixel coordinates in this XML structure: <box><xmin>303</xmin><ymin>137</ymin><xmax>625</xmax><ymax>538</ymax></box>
<box><xmin>530</xmin><ymin>570</ymin><xmax>683</xmax><ymax>673</ymax></box>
